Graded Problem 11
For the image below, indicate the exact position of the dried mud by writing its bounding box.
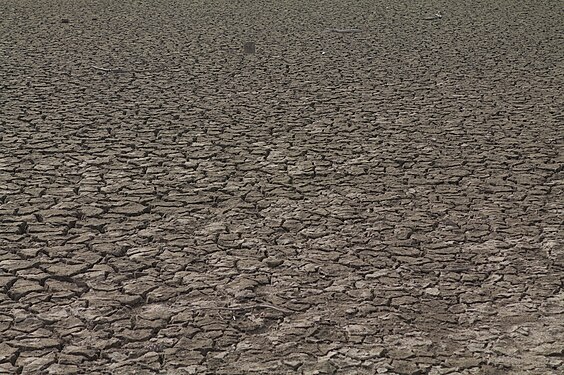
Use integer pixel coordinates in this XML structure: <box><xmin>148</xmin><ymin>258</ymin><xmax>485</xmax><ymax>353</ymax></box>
<box><xmin>1</xmin><ymin>0</ymin><xmax>563</xmax><ymax>374</ymax></box>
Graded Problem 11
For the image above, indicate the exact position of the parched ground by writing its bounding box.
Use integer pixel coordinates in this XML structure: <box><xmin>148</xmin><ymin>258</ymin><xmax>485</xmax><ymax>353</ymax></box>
<box><xmin>1</xmin><ymin>0</ymin><xmax>563</xmax><ymax>374</ymax></box>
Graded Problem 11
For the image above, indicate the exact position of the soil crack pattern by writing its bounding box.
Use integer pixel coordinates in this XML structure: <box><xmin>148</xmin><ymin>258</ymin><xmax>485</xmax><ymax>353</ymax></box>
<box><xmin>1</xmin><ymin>0</ymin><xmax>562</xmax><ymax>374</ymax></box>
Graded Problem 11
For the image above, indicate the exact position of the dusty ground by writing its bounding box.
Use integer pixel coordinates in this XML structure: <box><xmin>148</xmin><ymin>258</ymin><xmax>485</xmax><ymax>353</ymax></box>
<box><xmin>1</xmin><ymin>0</ymin><xmax>563</xmax><ymax>374</ymax></box>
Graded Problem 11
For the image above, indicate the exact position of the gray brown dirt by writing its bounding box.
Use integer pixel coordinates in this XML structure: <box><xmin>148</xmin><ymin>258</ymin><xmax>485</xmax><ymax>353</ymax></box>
<box><xmin>1</xmin><ymin>0</ymin><xmax>563</xmax><ymax>374</ymax></box>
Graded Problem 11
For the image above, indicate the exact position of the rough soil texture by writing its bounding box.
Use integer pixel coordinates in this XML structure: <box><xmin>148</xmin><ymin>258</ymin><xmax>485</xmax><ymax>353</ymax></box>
<box><xmin>1</xmin><ymin>0</ymin><xmax>563</xmax><ymax>374</ymax></box>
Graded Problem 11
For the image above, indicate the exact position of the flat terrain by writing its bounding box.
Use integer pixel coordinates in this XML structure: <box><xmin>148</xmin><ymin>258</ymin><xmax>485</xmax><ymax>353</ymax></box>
<box><xmin>1</xmin><ymin>0</ymin><xmax>563</xmax><ymax>374</ymax></box>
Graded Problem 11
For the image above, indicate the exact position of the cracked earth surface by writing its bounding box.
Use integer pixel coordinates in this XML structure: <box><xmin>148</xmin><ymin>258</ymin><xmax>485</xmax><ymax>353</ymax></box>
<box><xmin>1</xmin><ymin>0</ymin><xmax>563</xmax><ymax>374</ymax></box>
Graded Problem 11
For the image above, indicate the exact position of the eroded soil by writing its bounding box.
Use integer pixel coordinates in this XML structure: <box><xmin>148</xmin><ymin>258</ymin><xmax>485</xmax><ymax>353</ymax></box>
<box><xmin>1</xmin><ymin>0</ymin><xmax>563</xmax><ymax>374</ymax></box>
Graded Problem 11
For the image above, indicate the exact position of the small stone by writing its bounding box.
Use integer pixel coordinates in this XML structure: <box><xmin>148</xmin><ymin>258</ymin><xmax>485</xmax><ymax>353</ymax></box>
<box><xmin>61</xmin><ymin>18</ymin><xmax>69</xmax><ymax>24</ymax></box>
<box><xmin>263</xmin><ymin>257</ymin><xmax>284</xmax><ymax>268</ymax></box>
<box><xmin>243</xmin><ymin>41</ymin><xmax>255</xmax><ymax>54</ymax></box>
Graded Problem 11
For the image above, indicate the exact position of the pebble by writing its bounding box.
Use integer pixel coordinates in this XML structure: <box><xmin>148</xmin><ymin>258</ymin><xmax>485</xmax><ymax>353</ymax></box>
<box><xmin>263</xmin><ymin>257</ymin><xmax>284</xmax><ymax>268</ymax></box>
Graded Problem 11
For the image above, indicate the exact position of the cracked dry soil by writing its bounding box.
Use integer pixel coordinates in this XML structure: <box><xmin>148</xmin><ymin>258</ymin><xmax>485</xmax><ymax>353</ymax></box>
<box><xmin>1</xmin><ymin>0</ymin><xmax>563</xmax><ymax>374</ymax></box>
